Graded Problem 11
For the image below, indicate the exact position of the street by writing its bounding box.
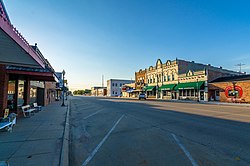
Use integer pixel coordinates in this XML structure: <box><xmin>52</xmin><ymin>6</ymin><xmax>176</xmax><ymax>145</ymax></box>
<box><xmin>69</xmin><ymin>96</ymin><xmax>250</xmax><ymax>166</ymax></box>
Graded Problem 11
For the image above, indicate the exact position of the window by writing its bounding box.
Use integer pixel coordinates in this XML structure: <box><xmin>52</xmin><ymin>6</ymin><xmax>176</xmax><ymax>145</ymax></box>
<box><xmin>112</xmin><ymin>83</ymin><xmax>114</xmax><ymax>86</ymax></box>
<box><xmin>113</xmin><ymin>91</ymin><xmax>114</xmax><ymax>94</ymax></box>
<box><xmin>187</xmin><ymin>90</ymin><xmax>190</xmax><ymax>96</ymax></box>
<box><xmin>164</xmin><ymin>76</ymin><xmax>166</xmax><ymax>82</ymax></box>
<box><xmin>120</xmin><ymin>83</ymin><xmax>122</xmax><ymax>87</ymax></box>
<box><xmin>172</xmin><ymin>74</ymin><xmax>175</xmax><ymax>81</ymax></box>
<box><xmin>191</xmin><ymin>89</ymin><xmax>194</xmax><ymax>96</ymax></box>
<box><xmin>167</xmin><ymin>75</ymin><xmax>171</xmax><ymax>81</ymax></box>
<box><xmin>115</xmin><ymin>83</ymin><xmax>117</xmax><ymax>87</ymax></box>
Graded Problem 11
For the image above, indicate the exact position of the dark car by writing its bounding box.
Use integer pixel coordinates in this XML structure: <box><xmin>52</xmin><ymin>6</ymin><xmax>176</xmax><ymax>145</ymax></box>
<box><xmin>138</xmin><ymin>93</ymin><xmax>146</xmax><ymax>100</ymax></box>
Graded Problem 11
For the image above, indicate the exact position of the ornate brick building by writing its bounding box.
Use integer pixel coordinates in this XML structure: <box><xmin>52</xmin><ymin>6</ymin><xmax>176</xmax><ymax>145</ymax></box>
<box><xmin>136</xmin><ymin>58</ymin><xmax>243</xmax><ymax>101</ymax></box>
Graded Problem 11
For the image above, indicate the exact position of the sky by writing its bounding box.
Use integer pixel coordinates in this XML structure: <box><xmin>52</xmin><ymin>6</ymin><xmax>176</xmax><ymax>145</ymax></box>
<box><xmin>4</xmin><ymin>0</ymin><xmax>250</xmax><ymax>90</ymax></box>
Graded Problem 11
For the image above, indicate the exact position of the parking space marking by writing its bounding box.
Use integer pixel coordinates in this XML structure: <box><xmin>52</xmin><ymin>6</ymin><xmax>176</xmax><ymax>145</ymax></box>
<box><xmin>171</xmin><ymin>133</ymin><xmax>198</xmax><ymax>166</ymax></box>
<box><xmin>82</xmin><ymin>114</ymin><xmax>125</xmax><ymax>166</ymax></box>
<box><xmin>83</xmin><ymin>109</ymin><xmax>104</xmax><ymax>120</ymax></box>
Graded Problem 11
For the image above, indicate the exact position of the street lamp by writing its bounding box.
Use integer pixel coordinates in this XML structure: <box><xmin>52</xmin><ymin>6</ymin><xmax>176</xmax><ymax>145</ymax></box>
<box><xmin>61</xmin><ymin>70</ymin><xmax>65</xmax><ymax>107</ymax></box>
<box><xmin>196</xmin><ymin>79</ymin><xmax>199</xmax><ymax>102</ymax></box>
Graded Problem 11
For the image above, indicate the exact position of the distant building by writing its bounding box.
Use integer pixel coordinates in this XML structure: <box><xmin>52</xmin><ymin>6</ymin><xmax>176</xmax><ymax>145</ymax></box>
<box><xmin>136</xmin><ymin>59</ymin><xmax>243</xmax><ymax>101</ymax></box>
<box><xmin>107</xmin><ymin>79</ymin><xmax>134</xmax><ymax>97</ymax></box>
<box><xmin>91</xmin><ymin>87</ymin><xmax>107</xmax><ymax>96</ymax></box>
<box><xmin>121</xmin><ymin>83</ymin><xmax>135</xmax><ymax>98</ymax></box>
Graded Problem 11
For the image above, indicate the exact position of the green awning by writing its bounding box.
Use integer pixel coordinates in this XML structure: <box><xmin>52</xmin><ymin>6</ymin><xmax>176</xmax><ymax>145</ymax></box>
<box><xmin>159</xmin><ymin>84</ymin><xmax>176</xmax><ymax>91</ymax></box>
<box><xmin>144</xmin><ymin>86</ymin><xmax>155</xmax><ymax>91</ymax></box>
<box><xmin>174</xmin><ymin>81</ymin><xmax>204</xmax><ymax>90</ymax></box>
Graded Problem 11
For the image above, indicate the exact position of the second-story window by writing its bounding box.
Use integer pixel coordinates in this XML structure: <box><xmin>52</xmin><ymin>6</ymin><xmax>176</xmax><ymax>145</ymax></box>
<box><xmin>172</xmin><ymin>74</ymin><xmax>175</xmax><ymax>81</ymax></box>
<box><xmin>115</xmin><ymin>83</ymin><xmax>117</xmax><ymax>86</ymax></box>
<box><xmin>164</xmin><ymin>76</ymin><xmax>166</xmax><ymax>82</ymax></box>
<box><xmin>112</xmin><ymin>83</ymin><xmax>114</xmax><ymax>86</ymax></box>
<box><xmin>167</xmin><ymin>75</ymin><xmax>171</xmax><ymax>81</ymax></box>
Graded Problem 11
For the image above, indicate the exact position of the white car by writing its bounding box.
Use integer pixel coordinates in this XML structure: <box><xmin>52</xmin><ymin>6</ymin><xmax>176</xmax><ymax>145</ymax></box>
<box><xmin>138</xmin><ymin>93</ymin><xmax>146</xmax><ymax>100</ymax></box>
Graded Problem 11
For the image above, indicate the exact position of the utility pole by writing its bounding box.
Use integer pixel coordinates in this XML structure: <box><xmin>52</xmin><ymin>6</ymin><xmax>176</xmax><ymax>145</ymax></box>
<box><xmin>102</xmin><ymin>75</ymin><xmax>104</xmax><ymax>87</ymax></box>
<box><xmin>235</xmin><ymin>63</ymin><xmax>245</xmax><ymax>73</ymax></box>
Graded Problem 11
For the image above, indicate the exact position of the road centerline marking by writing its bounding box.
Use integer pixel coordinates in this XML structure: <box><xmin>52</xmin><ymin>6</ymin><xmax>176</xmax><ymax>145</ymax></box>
<box><xmin>82</xmin><ymin>114</ymin><xmax>125</xmax><ymax>166</ymax></box>
<box><xmin>83</xmin><ymin>109</ymin><xmax>104</xmax><ymax>120</ymax></box>
<box><xmin>171</xmin><ymin>133</ymin><xmax>198</xmax><ymax>166</ymax></box>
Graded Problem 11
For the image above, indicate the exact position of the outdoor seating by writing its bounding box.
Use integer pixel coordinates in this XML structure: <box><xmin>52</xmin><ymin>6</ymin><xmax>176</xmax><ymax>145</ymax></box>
<box><xmin>21</xmin><ymin>105</ymin><xmax>36</xmax><ymax>117</ymax></box>
<box><xmin>0</xmin><ymin>112</ymin><xmax>17</xmax><ymax>132</ymax></box>
<box><xmin>33</xmin><ymin>102</ymin><xmax>42</xmax><ymax>111</ymax></box>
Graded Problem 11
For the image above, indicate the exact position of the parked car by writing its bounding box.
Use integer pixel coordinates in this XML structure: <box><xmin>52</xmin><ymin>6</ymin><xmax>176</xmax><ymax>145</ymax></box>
<box><xmin>138</xmin><ymin>93</ymin><xmax>146</xmax><ymax>100</ymax></box>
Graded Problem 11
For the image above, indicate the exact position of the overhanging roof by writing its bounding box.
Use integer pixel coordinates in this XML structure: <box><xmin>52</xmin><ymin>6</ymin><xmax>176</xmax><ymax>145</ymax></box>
<box><xmin>0</xmin><ymin>3</ymin><xmax>45</xmax><ymax>68</ymax></box>
<box><xmin>7</xmin><ymin>66</ymin><xmax>57</xmax><ymax>82</ymax></box>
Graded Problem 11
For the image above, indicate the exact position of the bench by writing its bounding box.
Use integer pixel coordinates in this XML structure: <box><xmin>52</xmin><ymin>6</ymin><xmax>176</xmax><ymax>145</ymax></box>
<box><xmin>0</xmin><ymin>113</ymin><xmax>16</xmax><ymax>132</ymax></box>
<box><xmin>21</xmin><ymin>105</ymin><xmax>36</xmax><ymax>117</ymax></box>
<box><xmin>33</xmin><ymin>103</ymin><xmax>42</xmax><ymax>111</ymax></box>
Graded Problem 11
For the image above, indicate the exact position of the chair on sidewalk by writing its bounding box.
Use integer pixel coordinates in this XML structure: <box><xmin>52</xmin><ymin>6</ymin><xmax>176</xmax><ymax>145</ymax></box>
<box><xmin>33</xmin><ymin>103</ymin><xmax>42</xmax><ymax>111</ymax></box>
<box><xmin>0</xmin><ymin>109</ymin><xmax>16</xmax><ymax>132</ymax></box>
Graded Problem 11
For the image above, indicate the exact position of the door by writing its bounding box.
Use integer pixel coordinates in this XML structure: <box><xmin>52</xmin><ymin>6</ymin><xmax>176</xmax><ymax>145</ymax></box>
<box><xmin>200</xmin><ymin>91</ymin><xmax>204</xmax><ymax>101</ymax></box>
<box><xmin>215</xmin><ymin>90</ymin><xmax>220</xmax><ymax>101</ymax></box>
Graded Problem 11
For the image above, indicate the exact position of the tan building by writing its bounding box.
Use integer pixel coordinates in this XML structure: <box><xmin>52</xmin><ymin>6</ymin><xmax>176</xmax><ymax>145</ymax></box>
<box><xmin>139</xmin><ymin>58</ymin><xmax>243</xmax><ymax>101</ymax></box>
<box><xmin>91</xmin><ymin>87</ymin><xmax>107</xmax><ymax>96</ymax></box>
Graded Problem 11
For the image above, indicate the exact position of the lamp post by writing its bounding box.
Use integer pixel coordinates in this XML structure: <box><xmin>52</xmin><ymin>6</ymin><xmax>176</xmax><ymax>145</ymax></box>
<box><xmin>61</xmin><ymin>70</ymin><xmax>65</xmax><ymax>107</ymax></box>
<box><xmin>196</xmin><ymin>78</ymin><xmax>199</xmax><ymax>102</ymax></box>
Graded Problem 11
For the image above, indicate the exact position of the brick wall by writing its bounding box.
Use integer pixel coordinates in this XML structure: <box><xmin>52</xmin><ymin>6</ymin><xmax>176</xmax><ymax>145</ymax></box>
<box><xmin>209</xmin><ymin>81</ymin><xmax>250</xmax><ymax>103</ymax></box>
<box><xmin>44</xmin><ymin>82</ymin><xmax>56</xmax><ymax>105</ymax></box>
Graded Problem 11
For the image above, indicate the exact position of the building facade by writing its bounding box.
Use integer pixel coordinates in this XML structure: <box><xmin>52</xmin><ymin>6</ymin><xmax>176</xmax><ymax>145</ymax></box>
<box><xmin>209</xmin><ymin>75</ymin><xmax>250</xmax><ymax>103</ymax></box>
<box><xmin>107</xmin><ymin>79</ymin><xmax>134</xmax><ymax>97</ymax></box>
<box><xmin>139</xmin><ymin>59</ymin><xmax>242</xmax><ymax>101</ymax></box>
<box><xmin>91</xmin><ymin>87</ymin><xmax>107</xmax><ymax>96</ymax></box>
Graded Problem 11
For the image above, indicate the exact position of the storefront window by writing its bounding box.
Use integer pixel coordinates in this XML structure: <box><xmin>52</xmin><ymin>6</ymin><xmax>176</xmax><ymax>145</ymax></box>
<box><xmin>183</xmin><ymin>90</ymin><xmax>187</xmax><ymax>96</ymax></box>
<box><xmin>179</xmin><ymin>90</ymin><xmax>182</xmax><ymax>96</ymax></box>
<box><xmin>30</xmin><ymin>87</ymin><xmax>37</xmax><ymax>104</ymax></box>
<box><xmin>17</xmin><ymin>80</ymin><xmax>25</xmax><ymax>107</ymax></box>
<box><xmin>191</xmin><ymin>89</ymin><xmax>194</xmax><ymax>96</ymax></box>
<box><xmin>7</xmin><ymin>80</ymin><xmax>16</xmax><ymax>111</ymax></box>
<box><xmin>187</xmin><ymin>89</ymin><xmax>190</xmax><ymax>96</ymax></box>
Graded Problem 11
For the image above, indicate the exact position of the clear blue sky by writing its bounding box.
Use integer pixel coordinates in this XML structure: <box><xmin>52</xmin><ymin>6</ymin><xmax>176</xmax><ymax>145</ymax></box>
<box><xmin>4</xmin><ymin>0</ymin><xmax>250</xmax><ymax>90</ymax></box>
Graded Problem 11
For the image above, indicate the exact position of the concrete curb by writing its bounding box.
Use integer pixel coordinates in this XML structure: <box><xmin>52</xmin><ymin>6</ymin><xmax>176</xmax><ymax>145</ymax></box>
<box><xmin>59</xmin><ymin>100</ymin><xmax>70</xmax><ymax>166</ymax></box>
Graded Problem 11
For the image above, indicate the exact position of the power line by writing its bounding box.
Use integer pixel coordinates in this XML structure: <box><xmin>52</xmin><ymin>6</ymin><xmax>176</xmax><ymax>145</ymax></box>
<box><xmin>235</xmin><ymin>63</ymin><xmax>245</xmax><ymax>73</ymax></box>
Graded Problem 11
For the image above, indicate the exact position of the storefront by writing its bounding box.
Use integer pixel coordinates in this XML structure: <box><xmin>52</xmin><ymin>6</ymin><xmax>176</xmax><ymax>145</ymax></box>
<box><xmin>209</xmin><ymin>75</ymin><xmax>250</xmax><ymax>103</ymax></box>
<box><xmin>145</xmin><ymin>86</ymin><xmax>156</xmax><ymax>98</ymax></box>
<box><xmin>175</xmin><ymin>81</ymin><xmax>205</xmax><ymax>101</ymax></box>
<box><xmin>160</xmin><ymin>84</ymin><xmax>177</xmax><ymax>100</ymax></box>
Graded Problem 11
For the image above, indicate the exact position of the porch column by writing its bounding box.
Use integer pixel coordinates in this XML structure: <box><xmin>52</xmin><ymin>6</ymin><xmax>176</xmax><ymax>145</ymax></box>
<box><xmin>24</xmin><ymin>77</ymin><xmax>30</xmax><ymax>105</ymax></box>
<box><xmin>0</xmin><ymin>65</ymin><xmax>9</xmax><ymax>116</ymax></box>
<box><xmin>204</xmin><ymin>81</ymin><xmax>208</xmax><ymax>102</ymax></box>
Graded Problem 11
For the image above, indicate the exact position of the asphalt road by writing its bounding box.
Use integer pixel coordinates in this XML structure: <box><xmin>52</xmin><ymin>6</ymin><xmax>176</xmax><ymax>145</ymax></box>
<box><xmin>69</xmin><ymin>96</ymin><xmax>250</xmax><ymax>166</ymax></box>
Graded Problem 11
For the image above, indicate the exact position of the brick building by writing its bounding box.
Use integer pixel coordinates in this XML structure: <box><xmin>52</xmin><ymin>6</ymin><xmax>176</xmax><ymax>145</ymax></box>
<box><xmin>137</xmin><ymin>58</ymin><xmax>243</xmax><ymax>101</ymax></box>
<box><xmin>0</xmin><ymin>0</ymin><xmax>57</xmax><ymax>116</ymax></box>
<box><xmin>209</xmin><ymin>75</ymin><xmax>250</xmax><ymax>103</ymax></box>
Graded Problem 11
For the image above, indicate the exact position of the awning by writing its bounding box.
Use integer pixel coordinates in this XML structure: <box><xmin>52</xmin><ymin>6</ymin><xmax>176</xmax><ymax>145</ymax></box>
<box><xmin>159</xmin><ymin>84</ymin><xmax>176</xmax><ymax>91</ymax></box>
<box><xmin>126</xmin><ymin>89</ymin><xmax>134</xmax><ymax>93</ymax></box>
<box><xmin>144</xmin><ymin>86</ymin><xmax>155</xmax><ymax>91</ymax></box>
<box><xmin>175</xmin><ymin>81</ymin><xmax>204</xmax><ymax>90</ymax></box>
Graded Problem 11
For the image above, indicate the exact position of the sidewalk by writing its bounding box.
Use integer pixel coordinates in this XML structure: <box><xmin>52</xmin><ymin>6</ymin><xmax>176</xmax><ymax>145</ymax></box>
<box><xmin>0</xmin><ymin>101</ymin><xmax>68</xmax><ymax>166</ymax></box>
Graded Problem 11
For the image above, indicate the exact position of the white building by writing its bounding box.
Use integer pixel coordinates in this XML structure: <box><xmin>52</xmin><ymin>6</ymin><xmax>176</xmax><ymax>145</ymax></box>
<box><xmin>107</xmin><ymin>79</ymin><xmax>134</xmax><ymax>97</ymax></box>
